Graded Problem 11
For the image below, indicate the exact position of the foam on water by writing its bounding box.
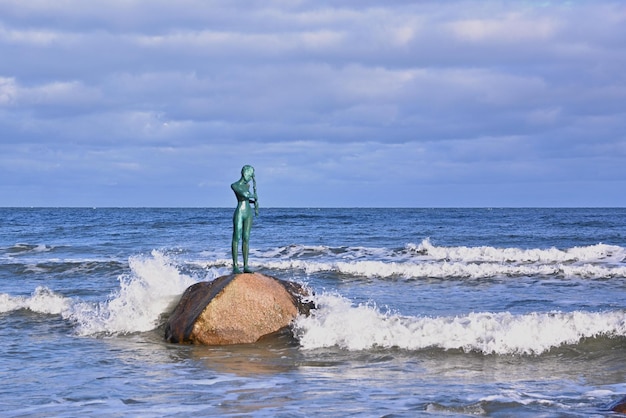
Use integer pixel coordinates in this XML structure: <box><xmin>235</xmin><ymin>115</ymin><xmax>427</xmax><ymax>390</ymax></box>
<box><xmin>192</xmin><ymin>241</ymin><xmax>626</xmax><ymax>280</ymax></box>
<box><xmin>253</xmin><ymin>240</ymin><xmax>626</xmax><ymax>280</ymax></box>
<box><xmin>69</xmin><ymin>250</ymin><xmax>198</xmax><ymax>335</ymax></box>
<box><xmin>2</xmin><ymin>208</ymin><xmax>625</xmax><ymax>415</ymax></box>
<box><xmin>0</xmin><ymin>286</ymin><xmax>71</xmax><ymax>315</ymax></box>
<box><xmin>6</xmin><ymin>243</ymin><xmax>55</xmax><ymax>254</ymax></box>
<box><xmin>293</xmin><ymin>293</ymin><xmax>626</xmax><ymax>355</ymax></box>
<box><xmin>0</xmin><ymin>251</ymin><xmax>200</xmax><ymax>336</ymax></box>
<box><xmin>2</xmin><ymin>241</ymin><xmax>625</xmax><ymax>352</ymax></box>
<box><xmin>255</xmin><ymin>244</ymin><xmax>391</xmax><ymax>260</ymax></box>
<box><xmin>410</xmin><ymin>239</ymin><xmax>626</xmax><ymax>264</ymax></box>
<box><xmin>262</xmin><ymin>259</ymin><xmax>626</xmax><ymax>279</ymax></box>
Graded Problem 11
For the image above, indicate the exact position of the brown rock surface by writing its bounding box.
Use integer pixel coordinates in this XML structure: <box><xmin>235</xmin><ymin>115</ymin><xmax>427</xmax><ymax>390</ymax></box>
<box><xmin>164</xmin><ymin>273</ymin><xmax>312</xmax><ymax>345</ymax></box>
<box><xmin>611</xmin><ymin>396</ymin><xmax>626</xmax><ymax>414</ymax></box>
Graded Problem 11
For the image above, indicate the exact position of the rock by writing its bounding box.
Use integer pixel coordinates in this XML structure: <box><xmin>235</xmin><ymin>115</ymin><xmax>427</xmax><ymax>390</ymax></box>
<box><xmin>164</xmin><ymin>273</ymin><xmax>313</xmax><ymax>345</ymax></box>
<box><xmin>610</xmin><ymin>396</ymin><xmax>626</xmax><ymax>414</ymax></box>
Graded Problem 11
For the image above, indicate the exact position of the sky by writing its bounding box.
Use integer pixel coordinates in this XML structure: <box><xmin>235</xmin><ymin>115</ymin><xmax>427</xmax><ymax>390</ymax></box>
<box><xmin>1</xmin><ymin>0</ymin><xmax>625</xmax><ymax>207</ymax></box>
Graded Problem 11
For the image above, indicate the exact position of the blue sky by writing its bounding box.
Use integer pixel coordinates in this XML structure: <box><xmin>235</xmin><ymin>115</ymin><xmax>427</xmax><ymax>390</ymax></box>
<box><xmin>1</xmin><ymin>0</ymin><xmax>625</xmax><ymax>207</ymax></box>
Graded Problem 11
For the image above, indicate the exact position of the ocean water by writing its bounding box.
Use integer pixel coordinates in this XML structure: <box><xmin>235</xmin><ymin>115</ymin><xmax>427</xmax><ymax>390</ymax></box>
<box><xmin>1</xmin><ymin>207</ymin><xmax>626</xmax><ymax>417</ymax></box>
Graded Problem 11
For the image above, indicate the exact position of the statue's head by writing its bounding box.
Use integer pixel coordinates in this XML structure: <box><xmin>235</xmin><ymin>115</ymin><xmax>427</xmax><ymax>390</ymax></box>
<box><xmin>241</xmin><ymin>165</ymin><xmax>255</xmax><ymax>181</ymax></box>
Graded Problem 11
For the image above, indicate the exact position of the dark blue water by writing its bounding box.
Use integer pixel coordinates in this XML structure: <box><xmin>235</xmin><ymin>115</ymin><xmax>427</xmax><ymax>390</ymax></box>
<box><xmin>1</xmin><ymin>208</ymin><xmax>626</xmax><ymax>416</ymax></box>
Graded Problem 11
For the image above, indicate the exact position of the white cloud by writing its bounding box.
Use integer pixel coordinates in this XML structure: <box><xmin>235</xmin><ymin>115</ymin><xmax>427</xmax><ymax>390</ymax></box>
<box><xmin>0</xmin><ymin>25</ymin><xmax>68</xmax><ymax>45</ymax></box>
<box><xmin>0</xmin><ymin>77</ymin><xmax>17</xmax><ymax>105</ymax></box>
<box><xmin>448</xmin><ymin>14</ymin><xmax>559</xmax><ymax>43</ymax></box>
<box><xmin>0</xmin><ymin>0</ymin><xmax>625</xmax><ymax>206</ymax></box>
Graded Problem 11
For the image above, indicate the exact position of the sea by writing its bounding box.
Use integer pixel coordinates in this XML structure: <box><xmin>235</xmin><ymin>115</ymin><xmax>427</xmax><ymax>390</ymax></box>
<box><xmin>1</xmin><ymin>207</ymin><xmax>626</xmax><ymax>417</ymax></box>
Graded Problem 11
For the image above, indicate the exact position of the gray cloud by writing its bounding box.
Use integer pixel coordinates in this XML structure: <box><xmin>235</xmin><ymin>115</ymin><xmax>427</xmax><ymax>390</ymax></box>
<box><xmin>0</xmin><ymin>0</ymin><xmax>625</xmax><ymax>206</ymax></box>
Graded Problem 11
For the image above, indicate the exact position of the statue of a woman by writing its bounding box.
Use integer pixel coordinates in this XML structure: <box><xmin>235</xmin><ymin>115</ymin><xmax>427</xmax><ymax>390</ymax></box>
<box><xmin>231</xmin><ymin>165</ymin><xmax>258</xmax><ymax>273</ymax></box>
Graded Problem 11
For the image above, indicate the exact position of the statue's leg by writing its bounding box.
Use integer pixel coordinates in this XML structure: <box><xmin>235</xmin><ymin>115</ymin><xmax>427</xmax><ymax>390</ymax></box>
<box><xmin>242</xmin><ymin>216</ymin><xmax>253</xmax><ymax>273</ymax></box>
<box><xmin>242</xmin><ymin>241</ymin><xmax>250</xmax><ymax>272</ymax></box>
<box><xmin>232</xmin><ymin>215</ymin><xmax>243</xmax><ymax>274</ymax></box>
<box><xmin>232</xmin><ymin>238</ymin><xmax>241</xmax><ymax>273</ymax></box>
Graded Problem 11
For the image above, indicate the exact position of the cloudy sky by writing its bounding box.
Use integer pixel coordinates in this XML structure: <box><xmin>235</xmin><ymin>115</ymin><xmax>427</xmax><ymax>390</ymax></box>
<box><xmin>1</xmin><ymin>0</ymin><xmax>625</xmax><ymax>207</ymax></box>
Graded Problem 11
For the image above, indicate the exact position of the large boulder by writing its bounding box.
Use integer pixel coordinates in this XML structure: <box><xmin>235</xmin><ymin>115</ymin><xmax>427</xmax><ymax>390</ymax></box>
<box><xmin>610</xmin><ymin>396</ymin><xmax>626</xmax><ymax>414</ymax></box>
<box><xmin>164</xmin><ymin>273</ymin><xmax>312</xmax><ymax>345</ymax></box>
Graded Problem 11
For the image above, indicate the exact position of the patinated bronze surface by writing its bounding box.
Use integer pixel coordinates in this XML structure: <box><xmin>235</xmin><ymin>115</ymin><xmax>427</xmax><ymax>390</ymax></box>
<box><xmin>231</xmin><ymin>165</ymin><xmax>258</xmax><ymax>273</ymax></box>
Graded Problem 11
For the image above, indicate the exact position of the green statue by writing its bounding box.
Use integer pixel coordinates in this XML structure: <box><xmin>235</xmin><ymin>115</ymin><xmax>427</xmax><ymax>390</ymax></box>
<box><xmin>231</xmin><ymin>165</ymin><xmax>258</xmax><ymax>273</ymax></box>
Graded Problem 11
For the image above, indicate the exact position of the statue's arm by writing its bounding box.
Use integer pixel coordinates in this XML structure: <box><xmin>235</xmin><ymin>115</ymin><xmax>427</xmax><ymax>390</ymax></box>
<box><xmin>231</xmin><ymin>182</ymin><xmax>255</xmax><ymax>201</ymax></box>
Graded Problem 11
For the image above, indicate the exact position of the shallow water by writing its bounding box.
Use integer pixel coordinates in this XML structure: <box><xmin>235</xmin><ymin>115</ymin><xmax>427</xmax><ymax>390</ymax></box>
<box><xmin>1</xmin><ymin>208</ymin><xmax>626</xmax><ymax>416</ymax></box>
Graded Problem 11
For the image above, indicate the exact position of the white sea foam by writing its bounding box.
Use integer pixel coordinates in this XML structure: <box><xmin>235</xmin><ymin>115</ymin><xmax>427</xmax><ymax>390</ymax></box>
<box><xmin>16</xmin><ymin>243</ymin><xmax>54</xmax><ymax>253</ymax></box>
<box><xmin>262</xmin><ymin>244</ymin><xmax>391</xmax><ymax>260</ymax></box>
<box><xmin>261</xmin><ymin>258</ymin><xmax>626</xmax><ymax>279</ymax></box>
<box><xmin>409</xmin><ymin>239</ymin><xmax>626</xmax><ymax>264</ymax></box>
<box><xmin>254</xmin><ymin>240</ymin><xmax>626</xmax><ymax>280</ymax></box>
<box><xmin>0</xmin><ymin>286</ymin><xmax>71</xmax><ymax>315</ymax></box>
<box><xmin>0</xmin><ymin>251</ymin><xmax>199</xmax><ymax>336</ymax></box>
<box><xmin>256</xmin><ymin>244</ymin><xmax>334</xmax><ymax>259</ymax></box>
<box><xmin>293</xmin><ymin>293</ymin><xmax>626</xmax><ymax>355</ymax></box>
<box><xmin>68</xmin><ymin>250</ymin><xmax>197</xmax><ymax>336</ymax></box>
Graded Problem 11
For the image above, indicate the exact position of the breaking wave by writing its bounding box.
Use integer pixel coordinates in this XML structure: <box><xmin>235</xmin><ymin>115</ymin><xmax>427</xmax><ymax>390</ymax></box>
<box><xmin>293</xmin><ymin>293</ymin><xmax>626</xmax><ymax>355</ymax></box>
<box><xmin>0</xmin><ymin>251</ymin><xmax>206</xmax><ymax>336</ymax></box>
<box><xmin>2</xmin><ymin>242</ymin><xmax>625</xmax><ymax>353</ymax></box>
<box><xmin>408</xmin><ymin>239</ymin><xmax>626</xmax><ymax>264</ymax></box>
<box><xmin>248</xmin><ymin>240</ymin><xmax>626</xmax><ymax>280</ymax></box>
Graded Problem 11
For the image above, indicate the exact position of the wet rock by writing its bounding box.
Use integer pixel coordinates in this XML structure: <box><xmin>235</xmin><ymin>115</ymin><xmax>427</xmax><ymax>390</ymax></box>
<box><xmin>610</xmin><ymin>396</ymin><xmax>626</xmax><ymax>414</ymax></box>
<box><xmin>164</xmin><ymin>273</ymin><xmax>312</xmax><ymax>345</ymax></box>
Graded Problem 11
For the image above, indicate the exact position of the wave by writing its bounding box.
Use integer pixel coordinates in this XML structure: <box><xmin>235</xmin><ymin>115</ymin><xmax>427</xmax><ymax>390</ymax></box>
<box><xmin>0</xmin><ymin>242</ymin><xmax>128</xmax><ymax>275</ymax></box>
<box><xmin>1</xmin><ymin>243</ymin><xmax>56</xmax><ymax>255</ymax></box>
<box><xmin>293</xmin><ymin>293</ymin><xmax>626</xmax><ymax>355</ymax></box>
<box><xmin>2</xmin><ymin>246</ymin><xmax>624</xmax><ymax>352</ymax></box>
<box><xmin>247</xmin><ymin>240</ymin><xmax>626</xmax><ymax>280</ymax></box>
<box><xmin>256</xmin><ymin>244</ymin><xmax>391</xmax><ymax>260</ymax></box>
<box><xmin>69</xmin><ymin>251</ymin><xmax>201</xmax><ymax>336</ymax></box>
<box><xmin>0</xmin><ymin>251</ymin><xmax>205</xmax><ymax>336</ymax></box>
<box><xmin>4</xmin><ymin>260</ymin><xmax>127</xmax><ymax>276</ymax></box>
<box><xmin>0</xmin><ymin>286</ymin><xmax>71</xmax><ymax>315</ymax></box>
<box><xmin>5</xmin><ymin>241</ymin><xmax>624</xmax><ymax>282</ymax></box>
<box><xmin>409</xmin><ymin>239</ymin><xmax>626</xmax><ymax>264</ymax></box>
<box><xmin>254</xmin><ymin>240</ymin><xmax>626</xmax><ymax>264</ymax></box>
<box><xmin>260</xmin><ymin>258</ymin><xmax>626</xmax><ymax>280</ymax></box>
